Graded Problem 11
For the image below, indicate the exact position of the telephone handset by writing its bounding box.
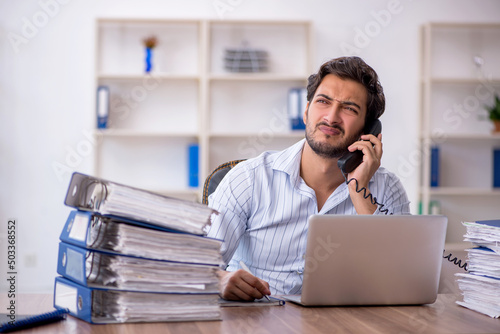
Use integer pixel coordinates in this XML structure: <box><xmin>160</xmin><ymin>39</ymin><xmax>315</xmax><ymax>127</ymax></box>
<box><xmin>337</xmin><ymin>119</ymin><xmax>382</xmax><ymax>174</ymax></box>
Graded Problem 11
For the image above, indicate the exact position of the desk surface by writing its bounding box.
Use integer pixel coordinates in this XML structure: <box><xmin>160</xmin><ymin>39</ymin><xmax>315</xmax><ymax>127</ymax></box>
<box><xmin>2</xmin><ymin>293</ymin><xmax>499</xmax><ymax>333</ymax></box>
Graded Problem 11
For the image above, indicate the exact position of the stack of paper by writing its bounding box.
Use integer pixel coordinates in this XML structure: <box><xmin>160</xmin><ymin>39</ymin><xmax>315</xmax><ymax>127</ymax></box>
<box><xmin>456</xmin><ymin>220</ymin><xmax>500</xmax><ymax>318</ymax></box>
<box><xmin>53</xmin><ymin>172</ymin><xmax>223</xmax><ymax>324</ymax></box>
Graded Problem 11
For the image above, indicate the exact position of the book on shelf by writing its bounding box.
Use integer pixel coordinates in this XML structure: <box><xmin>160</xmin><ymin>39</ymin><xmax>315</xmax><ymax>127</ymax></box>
<box><xmin>456</xmin><ymin>219</ymin><xmax>500</xmax><ymax>318</ymax></box>
<box><xmin>188</xmin><ymin>143</ymin><xmax>199</xmax><ymax>188</ymax></box>
<box><xmin>494</xmin><ymin>148</ymin><xmax>500</xmax><ymax>188</ymax></box>
<box><xmin>60</xmin><ymin>210</ymin><xmax>223</xmax><ymax>266</ymax></box>
<box><xmin>96</xmin><ymin>85</ymin><xmax>109</xmax><ymax>129</ymax></box>
<box><xmin>53</xmin><ymin>277</ymin><xmax>221</xmax><ymax>324</ymax></box>
<box><xmin>288</xmin><ymin>87</ymin><xmax>307</xmax><ymax>131</ymax></box>
<box><xmin>57</xmin><ymin>241</ymin><xmax>220</xmax><ymax>294</ymax></box>
<box><xmin>430</xmin><ymin>146</ymin><xmax>439</xmax><ymax>187</ymax></box>
<box><xmin>64</xmin><ymin>172</ymin><xmax>217</xmax><ymax>235</ymax></box>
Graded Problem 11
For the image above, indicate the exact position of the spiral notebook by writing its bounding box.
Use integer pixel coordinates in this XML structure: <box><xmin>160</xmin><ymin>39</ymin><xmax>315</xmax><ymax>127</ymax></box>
<box><xmin>0</xmin><ymin>308</ymin><xmax>69</xmax><ymax>332</ymax></box>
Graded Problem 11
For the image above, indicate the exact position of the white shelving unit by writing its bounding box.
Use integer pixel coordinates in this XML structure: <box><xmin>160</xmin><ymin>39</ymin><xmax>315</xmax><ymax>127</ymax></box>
<box><xmin>420</xmin><ymin>23</ymin><xmax>500</xmax><ymax>249</ymax></box>
<box><xmin>93</xmin><ymin>19</ymin><xmax>312</xmax><ymax>201</ymax></box>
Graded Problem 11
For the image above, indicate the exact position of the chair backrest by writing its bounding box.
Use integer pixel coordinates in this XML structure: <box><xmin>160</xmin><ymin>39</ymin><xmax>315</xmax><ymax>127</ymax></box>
<box><xmin>202</xmin><ymin>160</ymin><xmax>245</xmax><ymax>205</ymax></box>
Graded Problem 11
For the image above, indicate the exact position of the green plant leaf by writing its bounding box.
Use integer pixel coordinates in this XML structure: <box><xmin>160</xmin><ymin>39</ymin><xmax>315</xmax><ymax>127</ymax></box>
<box><xmin>487</xmin><ymin>94</ymin><xmax>500</xmax><ymax>121</ymax></box>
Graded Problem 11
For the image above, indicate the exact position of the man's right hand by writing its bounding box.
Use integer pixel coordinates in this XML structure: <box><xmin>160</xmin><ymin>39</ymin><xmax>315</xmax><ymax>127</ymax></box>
<box><xmin>218</xmin><ymin>269</ymin><xmax>271</xmax><ymax>301</ymax></box>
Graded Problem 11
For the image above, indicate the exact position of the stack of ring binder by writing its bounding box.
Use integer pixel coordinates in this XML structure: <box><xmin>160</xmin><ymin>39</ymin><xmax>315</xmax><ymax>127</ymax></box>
<box><xmin>456</xmin><ymin>219</ymin><xmax>500</xmax><ymax>318</ymax></box>
<box><xmin>53</xmin><ymin>172</ymin><xmax>223</xmax><ymax>324</ymax></box>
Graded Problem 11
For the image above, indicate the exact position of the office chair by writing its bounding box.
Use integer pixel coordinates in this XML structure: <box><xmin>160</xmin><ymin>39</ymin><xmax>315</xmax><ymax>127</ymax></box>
<box><xmin>202</xmin><ymin>160</ymin><xmax>245</xmax><ymax>205</ymax></box>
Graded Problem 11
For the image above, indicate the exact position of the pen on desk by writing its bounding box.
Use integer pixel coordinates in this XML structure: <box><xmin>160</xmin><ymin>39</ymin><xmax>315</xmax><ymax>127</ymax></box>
<box><xmin>239</xmin><ymin>261</ymin><xmax>271</xmax><ymax>301</ymax></box>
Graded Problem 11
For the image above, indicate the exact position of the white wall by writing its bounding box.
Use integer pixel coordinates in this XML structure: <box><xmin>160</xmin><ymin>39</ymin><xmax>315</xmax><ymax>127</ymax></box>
<box><xmin>1</xmin><ymin>0</ymin><xmax>499</xmax><ymax>293</ymax></box>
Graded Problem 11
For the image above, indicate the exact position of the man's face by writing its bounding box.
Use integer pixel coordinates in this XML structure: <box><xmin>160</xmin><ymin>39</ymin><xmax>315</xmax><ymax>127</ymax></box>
<box><xmin>304</xmin><ymin>74</ymin><xmax>368</xmax><ymax>159</ymax></box>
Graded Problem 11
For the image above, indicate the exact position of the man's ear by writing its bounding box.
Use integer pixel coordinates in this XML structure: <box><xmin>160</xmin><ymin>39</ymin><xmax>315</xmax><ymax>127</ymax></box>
<box><xmin>303</xmin><ymin>101</ymin><xmax>309</xmax><ymax>125</ymax></box>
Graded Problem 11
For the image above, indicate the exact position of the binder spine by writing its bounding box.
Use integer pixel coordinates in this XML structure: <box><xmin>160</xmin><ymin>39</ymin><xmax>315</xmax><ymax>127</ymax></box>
<box><xmin>64</xmin><ymin>172</ymin><xmax>109</xmax><ymax>211</ymax></box>
<box><xmin>57</xmin><ymin>242</ymin><xmax>88</xmax><ymax>286</ymax></box>
<box><xmin>494</xmin><ymin>148</ymin><xmax>500</xmax><ymax>188</ymax></box>
<box><xmin>430</xmin><ymin>146</ymin><xmax>439</xmax><ymax>187</ymax></box>
<box><xmin>60</xmin><ymin>210</ymin><xmax>113</xmax><ymax>251</ymax></box>
<box><xmin>59</xmin><ymin>210</ymin><xmax>91</xmax><ymax>248</ymax></box>
<box><xmin>96</xmin><ymin>85</ymin><xmax>109</xmax><ymax>129</ymax></box>
<box><xmin>287</xmin><ymin>87</ymin><xmax>307</xmax><ymax>130</ymax></box>
<box><xmin>188</xmin><ymin>143</ymin><xmax>199</xmax><ymax>188</ymax></box>
<box><xmin>54</xmin><ymin>277</ymin><xmax>93</xmax><ymax>323</ymax></box>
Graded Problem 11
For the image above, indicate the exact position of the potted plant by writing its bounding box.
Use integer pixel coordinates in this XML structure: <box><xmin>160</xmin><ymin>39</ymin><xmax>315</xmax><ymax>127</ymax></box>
<box><xmin>485</xmin><ymin>94</ymin><xmax>500</xmax><ymax>133</ymax></box>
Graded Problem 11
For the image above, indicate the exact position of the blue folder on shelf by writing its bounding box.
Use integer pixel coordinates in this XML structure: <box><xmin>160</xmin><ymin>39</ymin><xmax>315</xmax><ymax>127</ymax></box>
<box><xmin>188</xmin><ymin>143</ymin><xmax>199</xmax><ymax>188</ymax></box>
<box><xmin>288</xmin><ymin>88</ymin><xmax>306</xmax><ymax>130</ymax></box>
<box><xmin>494</xmin><ymin>149</ymin><xmax>500</xmax><ymax>188</ymax></box>
<box><xmin>430</xmin><ymin>146</ymin><xmax>440</xmax><ymax>187</ymax></box>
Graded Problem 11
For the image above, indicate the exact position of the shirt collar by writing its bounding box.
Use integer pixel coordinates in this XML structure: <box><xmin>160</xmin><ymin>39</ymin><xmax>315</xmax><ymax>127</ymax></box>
<box><xmin>271</xmin><ymin>138</ymin><xmax>305</xmax><ymax>182</ymax></box>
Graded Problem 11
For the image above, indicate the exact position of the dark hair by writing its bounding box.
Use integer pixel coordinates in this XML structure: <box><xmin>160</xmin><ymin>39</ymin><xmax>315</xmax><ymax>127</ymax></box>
<box><xmin>306</xmin><ymin>56</ymin><xmax>385</xmax><ymax>126</ymax></box>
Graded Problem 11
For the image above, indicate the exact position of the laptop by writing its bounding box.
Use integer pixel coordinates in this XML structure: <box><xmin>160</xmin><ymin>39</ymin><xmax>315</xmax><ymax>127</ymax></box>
<box><xmin>283</xmin><ymin>215</ymin><xmax>447</xmax><ymax>306</ymax></box>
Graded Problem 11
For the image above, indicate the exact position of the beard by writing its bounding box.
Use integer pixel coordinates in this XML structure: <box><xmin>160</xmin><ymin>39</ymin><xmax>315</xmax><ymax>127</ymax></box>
<box><xmin>305</xmin><ymin>119</ymin><xmax>363</xmax><ymax>159</ymax></box>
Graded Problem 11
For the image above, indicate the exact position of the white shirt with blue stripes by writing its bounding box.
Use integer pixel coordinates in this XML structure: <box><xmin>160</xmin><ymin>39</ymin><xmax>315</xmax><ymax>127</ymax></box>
<box><xmin>207</xmin><ymin>139</ymin><xmax>411</xmax><ymax>295</ymax></box>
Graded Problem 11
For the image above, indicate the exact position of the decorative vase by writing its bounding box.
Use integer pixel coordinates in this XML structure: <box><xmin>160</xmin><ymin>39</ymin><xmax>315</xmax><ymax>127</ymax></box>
<box><xmin>145</xmin><ymin>47</ymin><xmax>153</xmax><ymax>73</ymax></box>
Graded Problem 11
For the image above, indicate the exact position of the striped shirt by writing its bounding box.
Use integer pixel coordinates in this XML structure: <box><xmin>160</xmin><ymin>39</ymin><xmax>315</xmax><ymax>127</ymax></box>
<box><xmin>207</xmin><ymin>139</ymin><xmax>410</xmax><ymax>295</ymax></box>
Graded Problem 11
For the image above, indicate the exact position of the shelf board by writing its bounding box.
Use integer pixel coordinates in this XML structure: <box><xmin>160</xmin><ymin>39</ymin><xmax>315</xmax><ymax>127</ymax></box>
<box><xmin>209</xmin><ymin>132</ymin><xmax>305</xmax><ymax>138</ymax></box>
<box><xmin>426</xmin><ymin>133</ymin><xmax>500</xmax><ymax>142</ymax></box>
<box><xmin>97</xmin><ymin>18</ymin><xmax>201</xmax><ymax>25</ymax></box>
<box><xmin>95</xmin><ymin>129</ymin><xmax>198</xmax><ymax>138</ymax></box>
<box><xmin>427</xmin><ymin>22</ymin><xmax>500</xmax><ymax>29</ymax></box>
<box><xmin>209</xmin><ymin>73</ymin><xmax>307</xmax><ymax>82</ymax></box>
<box><xmin>97</xmin><ymin>73</ymin><xmax>199</xmax><ymax>81</ymax></box>
<box><xmin>427</xmin><ymin>77</ymin><xmax>500</xmax><ymax>85</ymax></box>
<box><xmin>207</xmin><ymin>19</ymin><xmax>310</xmax><ymax>26</ymax></box>
<box><xmin>424</xmin><ymin>187</ymin><xmax>500</xmax><ymax>196</ymax></box>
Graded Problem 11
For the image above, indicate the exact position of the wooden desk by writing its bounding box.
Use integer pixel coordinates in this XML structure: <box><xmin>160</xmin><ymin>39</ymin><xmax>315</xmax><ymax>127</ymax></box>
<box><xmin>2</xmin><ymin>293</ymin><xmax>499</xmax><ymax>333</ymax></box>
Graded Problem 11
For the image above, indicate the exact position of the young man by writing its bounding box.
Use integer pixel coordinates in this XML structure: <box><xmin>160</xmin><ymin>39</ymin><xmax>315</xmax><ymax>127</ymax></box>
<box><xmin>207</xmin><ymin>56</ymin><xmax>410</xmax><ymax>301</ymax></box>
